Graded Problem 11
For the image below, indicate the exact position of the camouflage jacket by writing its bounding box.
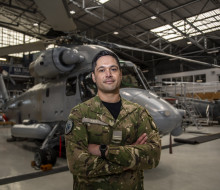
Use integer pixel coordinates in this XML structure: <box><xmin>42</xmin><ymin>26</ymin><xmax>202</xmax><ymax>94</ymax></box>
<box><xmin>65</xmin><ymin>95</ymin><xmax>161</xmax><ymax>190</ymax></box>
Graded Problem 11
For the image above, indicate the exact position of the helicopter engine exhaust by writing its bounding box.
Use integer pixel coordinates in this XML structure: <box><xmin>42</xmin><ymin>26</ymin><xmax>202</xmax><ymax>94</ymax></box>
<box><xmin>29</xmin><ymin>47</ymin><xmax>84</xmax><ymax>78</ymax></box>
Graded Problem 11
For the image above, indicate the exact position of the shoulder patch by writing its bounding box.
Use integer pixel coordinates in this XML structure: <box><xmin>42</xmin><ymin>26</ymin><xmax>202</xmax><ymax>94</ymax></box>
<box><xmin>65</xmin><ymin>120</ymin><xmax>74</xmax><ymax>135</ymax></box>
<box><xmin>151</xmin><ymin>120</ymin><xmax>158</xmax><ymax>131</ymax></box>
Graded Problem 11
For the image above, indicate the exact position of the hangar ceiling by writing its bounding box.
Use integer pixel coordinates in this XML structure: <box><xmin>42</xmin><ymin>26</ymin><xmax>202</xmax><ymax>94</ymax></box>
<box><xmin>0</xmin><ymin>0</ymin><xmax>220</xmax><ymax>75</ymax></box>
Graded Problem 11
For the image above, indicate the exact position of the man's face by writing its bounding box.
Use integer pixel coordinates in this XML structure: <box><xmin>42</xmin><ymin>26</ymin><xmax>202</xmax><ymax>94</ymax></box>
<box><xmin>92</xmin><ymin>55</ymin><xmax>122</xmax><ymax>94</ymax></box>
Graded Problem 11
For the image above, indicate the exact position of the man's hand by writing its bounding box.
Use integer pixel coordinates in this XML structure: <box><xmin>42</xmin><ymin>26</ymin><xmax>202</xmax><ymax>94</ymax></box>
<box><xmin>88</xmin><ymin>133</ymin><xmax>147</xmax><ymax>156</ymax></box>
<box><xmin>132</xmin><ymin>133</ymin><xmax>147</xmax><ymax>145</ymax></box>
<box><xmin>88</xmin><ymin>144</ymin><xmax>109</xmax><ymax>157</ymax></box>
<box><xmin>88</xmin><ymin>144</ymin><xmax>100</xmax><ymax>156</ymax></box>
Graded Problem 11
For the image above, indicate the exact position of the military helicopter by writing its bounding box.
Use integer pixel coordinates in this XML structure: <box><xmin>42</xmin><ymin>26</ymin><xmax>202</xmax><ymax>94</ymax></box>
<box><xmin>0</xmin><ymin>42</ymin><xmax>189</xmax><ymax>167</ymax></box>
<box><xmin>1</xmin><ymin>0</ymin><xmax>219</xmax><ymax>168</ymax></box>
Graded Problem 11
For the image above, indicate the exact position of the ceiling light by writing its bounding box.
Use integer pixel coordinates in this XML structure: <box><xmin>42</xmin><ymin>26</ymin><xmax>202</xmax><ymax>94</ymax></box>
<box><xmin>98</xmin><ymin>0</ymin><xmax>110</xmax><ymax>4</ymax></box>
<box><xmin>151</xmin><ymin>16</ymin><xmax>157</xmax><ymax>20</ymax></box>
<box><xmin>113</xmin><ymin>31</ymin><xmax>119</xmax><ymax>35</ymax></box>
<box><xmin>70</xmin><ymin>10</ymin><xmax>75</xmax><ymax>14</ymax></box>
<box><xmin>33</xmin><ymin>23</ymin><xmax>38</xmax><ymax>26</ymax></box>
<box><xmin>187</xmin><ymin>41</ymin><xmax>192</xmax><ymax>45</ymax></box>
<box><xmin>0</xmin><ymin>58</ymin><xmax>7</xmax><ymax>61</ymax></box>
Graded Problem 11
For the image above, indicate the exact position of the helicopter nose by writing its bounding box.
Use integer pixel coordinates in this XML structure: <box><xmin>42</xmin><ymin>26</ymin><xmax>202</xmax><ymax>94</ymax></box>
<box><xmin>120</xmin><ymin>88</ymin><xmax>183</xmax><ymax>136</ymax></box>
<box><xmin>178</xmin><ymin>109</ymin><xmax>186</xmax><ymax>117</ymax></box>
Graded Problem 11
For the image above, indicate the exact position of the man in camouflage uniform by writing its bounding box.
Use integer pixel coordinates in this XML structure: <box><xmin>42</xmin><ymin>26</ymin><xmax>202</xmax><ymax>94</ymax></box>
<box><xmin>65</xmin><ymin>50</ymin><xmax>161</xmax><ymax>190</ymax></box>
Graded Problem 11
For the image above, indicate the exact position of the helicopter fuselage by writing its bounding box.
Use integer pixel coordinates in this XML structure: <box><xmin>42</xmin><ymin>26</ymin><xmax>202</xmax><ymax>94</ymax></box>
<box><xmin>2</xmin><ymin>45</ymin><xmax>184</xmax><ymax>137</ymax></box>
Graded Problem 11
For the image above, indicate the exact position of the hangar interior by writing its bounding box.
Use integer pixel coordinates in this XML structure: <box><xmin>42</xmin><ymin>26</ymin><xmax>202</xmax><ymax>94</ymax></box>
<box><xmin>0</xmin><ymin>0</ymin><xmax>220</xmax><ymax>190</ymax></box>
<box><xmin>1</xmin><ymin>0</ymin><xmax>220</xmax><ymax>76</ymax></box>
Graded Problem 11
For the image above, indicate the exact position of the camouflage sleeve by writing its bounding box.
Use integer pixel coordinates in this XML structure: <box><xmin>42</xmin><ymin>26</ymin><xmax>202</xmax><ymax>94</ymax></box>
<box><xmin>65</xmin><ymin>107</ymin><xmax>127</xmax><ymax>178</ymax></box>
<box><xmin>106</xmin><ymin>108</ymin><xmax>161</xmax><ymax>170</ymax></box>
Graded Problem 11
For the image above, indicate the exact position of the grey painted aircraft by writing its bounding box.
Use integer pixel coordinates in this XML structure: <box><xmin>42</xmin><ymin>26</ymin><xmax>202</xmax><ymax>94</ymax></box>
<box><xmin>0</xmin><ymin>44</ymin><xmax>185</xmax><ymax>167</ymax></box>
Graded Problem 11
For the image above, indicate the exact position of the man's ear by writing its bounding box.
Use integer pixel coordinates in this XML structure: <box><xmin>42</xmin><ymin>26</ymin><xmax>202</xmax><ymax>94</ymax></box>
<box><xmin>92</xmin><ymin>72</ymin><xmax>96</xmax><ymax>83</ymax></box>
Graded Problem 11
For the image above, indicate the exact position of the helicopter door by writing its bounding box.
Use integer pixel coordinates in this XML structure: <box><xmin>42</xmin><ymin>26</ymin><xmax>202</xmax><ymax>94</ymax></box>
<box><xmin>79</xmin><ymin>72</ymin><xmax>97</xmax><ymax>102</ymax></box>
<box><xmin>66</xmin><ymin>76</ymin><xmax>77</xmax><ymax>96</ymax></box>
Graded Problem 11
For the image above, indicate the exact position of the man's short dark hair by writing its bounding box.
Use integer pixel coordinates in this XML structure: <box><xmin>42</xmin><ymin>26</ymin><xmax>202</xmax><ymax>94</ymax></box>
<box><xmin>92</xmin><ymin>50</ymin><xmax>120</xmax><ymax>72</ymax></box>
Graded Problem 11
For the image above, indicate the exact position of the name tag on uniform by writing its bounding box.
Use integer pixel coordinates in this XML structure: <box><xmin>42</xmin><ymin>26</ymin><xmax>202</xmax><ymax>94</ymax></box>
<box><xmin>112</xmin><ymin>130</ymin><xmax>122</xmax><ymax>142</ymax></box>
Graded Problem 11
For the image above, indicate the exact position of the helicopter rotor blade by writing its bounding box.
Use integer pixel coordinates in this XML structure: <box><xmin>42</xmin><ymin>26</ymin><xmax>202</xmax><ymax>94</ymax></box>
<box><xmin>0</xmin><ymin>41</ymin><xmax>49</xmax><ymax>57</ymax></box>
<box><xmin>77</xmin><ymin>35</ymin><xmax>220</xmax><ymax>68</ymax></box>
<box><xmin>34</xmin><ymin>0</ymin><xmax>76</xmax><ymax>32</ymax></box>
<box><xmin>109</xmin><ymin>42</ymin><xmax>220</xmax><ymax>68</ymax></box>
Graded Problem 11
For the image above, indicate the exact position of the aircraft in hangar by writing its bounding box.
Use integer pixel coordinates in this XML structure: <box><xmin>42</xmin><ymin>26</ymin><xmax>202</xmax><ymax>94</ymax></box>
<box><xmin>0</xmin><ymin>41</ymin><xmax>188</xmax><ymax>167</ymax></box>
<box><xmin>0</xmin><ymin>0</ymin><xmax>219</xmax><ymax>168</ymax></box>
<box><xmin>1</xmin><ymin>35</ymin><xmax>220</xmax><ymax>168</ymax></box>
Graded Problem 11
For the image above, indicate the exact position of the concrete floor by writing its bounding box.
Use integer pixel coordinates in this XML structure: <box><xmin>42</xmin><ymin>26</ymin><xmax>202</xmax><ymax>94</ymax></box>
<box><xmin>0</xmin><ymin>124</ymin><xmax>220</xmax><ymax>190</ymax></box>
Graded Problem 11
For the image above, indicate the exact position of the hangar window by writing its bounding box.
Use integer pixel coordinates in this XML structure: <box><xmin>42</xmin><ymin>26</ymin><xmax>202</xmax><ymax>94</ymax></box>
<box><xmin>66</xmin><ymin>77</ymin><xmax>77</xmax><ymax>96</ymax></box>
<box><xmin>172</xmin><ymin>77</ymin><xmax>181</xmax><ymax>82</ymax></box>
<box><xmin>79</xmin><ymin>73</ymin><xmax>97</xmax><ymax>101</ymax></box>
<box><xmin>0</xmin><ymin>27</ymin><xmax>40</xmax><ymax>57</ymax></box>
<box><xmin>150</xmin><ymin>8</ymin><xmax>220</xmax><ymax>42</ymax></box>
<box><xmin>162</xmin><ymin>78</ymin><xmax>171</xmax><ymax>82</ymax></box>
<box><xmin>195</xmin><ymin>74</ymin><xmax>206</xmax><ymax>82</ymax></box>
<box><xmin>183</xmin><ymin>76</ymin><xmax>193</xmax><ymax>82</ymax></box>
<box><xmin>161</xmin><ymin>78</ymin><xmax>171</xmax><ymax>85</ymax></box>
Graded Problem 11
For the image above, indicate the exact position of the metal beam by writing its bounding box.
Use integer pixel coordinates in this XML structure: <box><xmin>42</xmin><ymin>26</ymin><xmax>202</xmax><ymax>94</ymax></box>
<box><xmin>0</xmin><ymin>2</ymin><xmax>36</xmax><ymax>14</ymax></box>
<box><xmin>137</xmin><ymin>0</ymin><xmax>206</xmax><ymax>50</ymax></box>
<box><xmin>1</xmin><ymin>1</ymin><xmax>49</xmax><ymax>37</ymax></box>
<box><xmin>75</xmin><ymin>0</ymin><xmax>181</xmax><ymax>54</ymax></box>
<box><xmin>159</xmin><ymin>0</ymin><xmax>208</xmax><ymax>50</ymax></box>
<box><xmin>0</xmin><ymin>21</ymin><xmax>19</xmax><ymax>27</ymax></box>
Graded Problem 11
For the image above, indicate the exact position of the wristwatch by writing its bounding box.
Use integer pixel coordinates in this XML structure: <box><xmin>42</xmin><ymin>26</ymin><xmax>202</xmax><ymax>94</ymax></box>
<box><xmin>99</xmin><ymin>144</ymin><xmax>107</xmax><ymax>159</ymax></box>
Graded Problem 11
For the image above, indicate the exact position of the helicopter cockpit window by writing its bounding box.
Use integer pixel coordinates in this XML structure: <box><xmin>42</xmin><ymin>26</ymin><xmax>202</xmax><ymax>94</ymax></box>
<box><xmin>66</xmin><ymin>77</ymin><xmax>77</xmax><ymax>96</ymax></box>
<box><xmin>79</xmin><ymin>73</ymin><xmax>97</xmax><ymax>101</ymax></box>
<box><xmin>137</xmin><ymin>68</ymin><xmax>151</xmax><ymax>90</ymax></box>
<box><xmin>121</xmin><ymin>66</ymin><xmax>145</xmax><ymax>89</ymax></box>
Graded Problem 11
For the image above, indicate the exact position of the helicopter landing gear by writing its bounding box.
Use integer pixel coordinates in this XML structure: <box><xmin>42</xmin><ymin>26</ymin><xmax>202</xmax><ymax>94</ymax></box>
<box><xmin>32</xmin><ymin>148</ymin><xmax>57</xmax><ymax>170</ymax></box>
<box><xmin>32</xmin><ymin>122</ymin><xmax>65</xmax><ymax>170</ymax></box>
<box><xmin>6</xmin><ymin>135</ymin><xmax>17</xmax><ymax>142</ymax></box>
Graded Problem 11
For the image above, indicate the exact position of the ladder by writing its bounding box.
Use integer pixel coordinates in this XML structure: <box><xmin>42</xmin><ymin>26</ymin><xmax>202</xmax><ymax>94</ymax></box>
<box><xmin>178</xmin><ymin>97</ymin><xmax>202</xmax><ymax>129</ymax></box>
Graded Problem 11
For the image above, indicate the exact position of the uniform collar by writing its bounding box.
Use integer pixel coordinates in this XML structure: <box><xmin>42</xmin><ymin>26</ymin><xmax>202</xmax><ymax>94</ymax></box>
<box><xmin>86</xmin><ymin>95</ymin><xmax>138</xmax><ymax>126</ymax></box>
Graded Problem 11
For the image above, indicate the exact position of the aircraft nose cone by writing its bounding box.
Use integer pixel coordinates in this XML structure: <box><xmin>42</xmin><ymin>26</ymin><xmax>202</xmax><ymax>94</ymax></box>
<box><xmin>120</xmin><ymin>88</ymin><xmax>183</xmax><ymax>136</ymax></box>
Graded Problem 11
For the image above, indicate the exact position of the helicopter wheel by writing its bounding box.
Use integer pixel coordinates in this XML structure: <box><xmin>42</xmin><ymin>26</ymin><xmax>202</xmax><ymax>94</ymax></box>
<box><xmin>6</xmin><ymin>135</ymin><xmax>17</xmax><ymax>142</ymax></box>
<box><xmin>47</xmin><ymin>148</ymin><xmax>57</xmax><ymax>166</ymax></box>
<box><xmin>34</xmin><ymin>148</ymin><xmax>57</xmax><ymax>168</ymax></box>
<box><xmin>34</xmin><ymin>149</ymin><xmax>47</xmax><ymax>168</ymax></box>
